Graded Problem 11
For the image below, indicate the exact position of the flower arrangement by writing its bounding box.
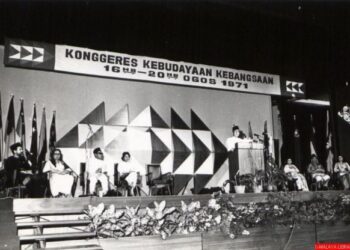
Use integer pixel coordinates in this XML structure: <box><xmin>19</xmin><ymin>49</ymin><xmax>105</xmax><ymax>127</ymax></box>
<box><xmin>84</xmin><ymin>193</ymin><xmax>350</xmax><ymax>240</ymax></box>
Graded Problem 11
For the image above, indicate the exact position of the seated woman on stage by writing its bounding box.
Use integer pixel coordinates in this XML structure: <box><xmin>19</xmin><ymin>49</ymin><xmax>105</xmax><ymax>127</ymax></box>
<box><xmin>307</xmin><ymin>154</ymin><xmax>330</xmax><ymax>190</ymax></box>
<box><xmin>43</xmin><ymin>148</ymin><xmax>75</xmax><ymax>198</ymax></box>
<box><xmin>118</xmin><ymin>152</ymin><xmax>146</xmax><ymax>196</ymax></box>
<box><xmin>334</xmin><ymin>155</ymin><xmax>350</xmax><ymax>190</ymax></box>
<box><xmin>338</xmin><ymin>105</ymin><xmax>350</xmax><ymax>123</ymax></box>
<box><xmin>283</xmin><ymin>158</ymin><xmax>309</xmax><ymax>191</ymax></box>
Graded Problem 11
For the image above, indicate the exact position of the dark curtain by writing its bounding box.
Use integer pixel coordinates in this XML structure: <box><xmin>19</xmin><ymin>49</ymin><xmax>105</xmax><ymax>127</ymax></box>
<box><xmin>280</xmin><ymin>101</ymin><xmax>328</xmax><ymax>173</ymax></box>
<box><xmin>331</xmin><ymin>84</ymin><xmax>350</xmax><ymax>161</ymax></box>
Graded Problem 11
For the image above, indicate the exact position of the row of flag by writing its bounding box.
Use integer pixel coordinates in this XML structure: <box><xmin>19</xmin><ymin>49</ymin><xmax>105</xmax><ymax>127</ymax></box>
<box><xmin>292</xmin><ymin>111</ymin><xmax>334</xmax><ymax>173</ymax></box>
<box><xmin>0</xmin><ymin>93</ymin><xmax>57</xmax><ymax>170</ymax></box>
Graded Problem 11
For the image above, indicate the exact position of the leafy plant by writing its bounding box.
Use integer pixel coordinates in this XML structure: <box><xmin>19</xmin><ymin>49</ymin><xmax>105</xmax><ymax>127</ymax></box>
<box><xmin>85</xmin><ymin>193</ymin><xmax>350</xmax><ymax>241</ymax></box>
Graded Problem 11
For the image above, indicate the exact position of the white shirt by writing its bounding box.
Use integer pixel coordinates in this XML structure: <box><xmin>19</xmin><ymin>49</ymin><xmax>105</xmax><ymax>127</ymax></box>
<box><xmin>226</xmin><ymin>136</ymin><xmax>244</xmax><ymax>151</ymax></box>
<box><xmin>118</xmin><ymin>157</ymin><xmax>146</xmax><ymax>176</ymax></box>
<box><xmin>87</xmin><ymin>157</ymin><xmax>108</xmax><ymax>176</ymax></box>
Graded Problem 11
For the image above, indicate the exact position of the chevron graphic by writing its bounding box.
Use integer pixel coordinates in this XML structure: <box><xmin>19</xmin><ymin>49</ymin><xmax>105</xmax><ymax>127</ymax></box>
<box><xmin>286</xmin><ymin>81</ymin><xmax>305</xmax><ymax>94</ymax></box>
<box><xmin>9</xmin><ymin>44</ymin><xmax>45</xmax><ymax>62</ymax></box>
<box><xmin>56</xmin><ymin>105</ymin><xmax>229</xmax><ymax>194</ymax></box>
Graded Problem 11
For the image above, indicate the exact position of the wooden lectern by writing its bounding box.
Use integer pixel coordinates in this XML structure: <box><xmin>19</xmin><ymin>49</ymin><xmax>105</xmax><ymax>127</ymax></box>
<box><xmin>228</xmin><ymin>141</ymin><xmax>265</xmax><ymax>180</ymax></box>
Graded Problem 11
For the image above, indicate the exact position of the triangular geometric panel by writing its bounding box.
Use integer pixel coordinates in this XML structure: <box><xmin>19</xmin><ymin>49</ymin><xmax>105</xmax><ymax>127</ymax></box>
<box><xmin>195</xmin><ymin>153</ymin><xmax>214</xmax><ymax>175</ymax></box>
<box><xmin>78</xmin><ymin>124</ymin><xmax>102</xmax><ymax>146</ymax></box>
<box><xmin>9</xmin><ymin>44</ymin><xmax>20</xmax><ymax>59</ymax></box>
<box><xmin>103</xmin><ymin>126</ymin><xmax>125</xmax><ymax>147</ymax></box>
<box><xmin>80</xmin><ymin>102</ymin><xmax>106</xmax><ymax>125</ymax></box>
<box><xmin>104</xmin><ymin>132</ymin><xmax>128</xmax><ymax>156</ymax></box>
<box><xmin>174</xmin><ymin>153</ymin><xmax>194</xmax><ymax>175</ymax></box>
<box><xmin>126</xmin><ymin>127</ymin><xmax>152</xmax><ymax>152</ymax></box>
<box><xmin>106</xmin><ymin>104</ymin><xmax>129</xmax><ymax>126</ymax></box>
<box><xmin>214</xmin><ymin>152</ymin><xmax>228</xmax><ymax>174</ymax></box>
<box><xmin>193</xmin><ymin>132</ymin><xmax>210</xmax><ymax>172</ymax></box>
<box><xmin>212</xmin><ymin>133</ymin><xmax>227</xmax><ymax>154</ymax></box>
<box><xmin>193</xmin><ymin>130</ymin><xmax>213</xmax><ymax>151</ymax></box>
<box><xmin>150</xmin><ymin>130</ymin><xmax>171</xmax><ymax>164</ymax></box>
<box><xmin>172</xmin><ymin>131</ymin><xmax>191</xmax><ymax>172</ymax></box>
<box><xmin>191</xmin><ymin>109</ymin><xmax>210</xmax><ymax>130</ymax></box>
<box><xmin>173</xmin><ymin>174</ymin><xmax>193</xmax><ymax>195</ymax></box>
<box><xmin>173</xmin><ymin>129</ymin><xmax>193</xmax><ymax>151</ymax></box>
<box><xmin>56</xmin><ymin>125</ymin><xmax>79</xmax><ymax>148</ymax></box>
<box><xmin>171</xmin><ymin>108</ymin><xmax>190</xmax><ymax>129</ymax></box>
<box><xmin>32</xmin><ymin>47</ymin><xmax>43</xmax><ymax>59</ymax></box>
<box><xmin>160</xmin><ymin>153</ymin><xmax>174</xmax><ymax>174</ymax></box>
<box><xmin>20</xmin><ymin>46</ymin><xmax>32</xmax><ymax>60</ymax></box>
<box><xmin>80</xmin><ymin>126</ymin><xmax>104</xmax><ymax>149</ymax></box>
<box><xmin>212</xmin><ymin>133</ymin><xmax>228</xmax><ymax>174</ymax></box>
<box><xmin>150</xmin><ymin>106</ymin><xmax>169</xmax><ymax>128</ymax></box>
<box><xmin>151</xmin><ymin>128</ymin><xmax>173</xmax><ymax>151</ymax></box>
<box><xmin>129</xmin><ymin>106</ymin><xmax>152</xmax><ymax>127</ymax></box>
<box><xmin>193</xmin><ymin>175</ymin><xmax>212</xmax><ymax>194</ymax></box>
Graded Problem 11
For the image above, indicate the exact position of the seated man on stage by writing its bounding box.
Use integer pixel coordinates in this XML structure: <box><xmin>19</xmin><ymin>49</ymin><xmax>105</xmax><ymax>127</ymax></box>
<box><xmin>226</xmin><ymin>125</ymin><xmax>252</xmax><ymax>151</ymax></box>
<box><xmin>283</xmin><ymin>158</ymin><xmax>309</xmax><ymax>191</ymax></box>
<box><xmin>307</xmin><ymin>154</ymin><xmax>330</xmax><ymax>190</ymax></box>
<box><xmin>43</xmin><ymin>148</ymin><xmax>75</xmax><ymax>197</ymax></box>
<box><xmin>118</xmin><ymin>151</ymin><xmax>146</xmax><ymax>196</ymax></box>
<box><xmin>4</xmin><ymin>143</ymin><xmax>34</xmax><ymax>196</ymax></box>
<box><xmin>338</xmin><ymin>105</ymin><xmax>350</xmax><ymax>123</ymax></box>
<box><xmin>334</xmin><ymin>155</ymin><xmax>350</xmax><ymax>190</ymax></box>
<box><xmin>86</xmin><ymin>147</ymin><xmax>109</xmax><ymax>196</ymax></box>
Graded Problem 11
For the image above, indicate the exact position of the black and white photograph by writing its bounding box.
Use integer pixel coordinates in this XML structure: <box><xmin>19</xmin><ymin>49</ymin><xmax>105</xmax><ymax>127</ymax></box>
<box><xmin>0</xmin><ymin>1</ymin><xmax>350</xmax><ymax>249</ymax></box>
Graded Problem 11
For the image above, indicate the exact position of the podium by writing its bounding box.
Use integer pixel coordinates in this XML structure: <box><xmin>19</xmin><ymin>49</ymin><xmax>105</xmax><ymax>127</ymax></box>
<box><xmin>228</xmin><ymin>141</ymin><xmax>265</xmax><ymax>179</ymax></box>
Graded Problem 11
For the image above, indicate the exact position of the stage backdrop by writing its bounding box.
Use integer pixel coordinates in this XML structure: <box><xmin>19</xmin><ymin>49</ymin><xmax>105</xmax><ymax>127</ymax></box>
<box><xmin>0</xmin><ymin>46</ymin><xmax>273</xmax><ymax>195</ymax></box>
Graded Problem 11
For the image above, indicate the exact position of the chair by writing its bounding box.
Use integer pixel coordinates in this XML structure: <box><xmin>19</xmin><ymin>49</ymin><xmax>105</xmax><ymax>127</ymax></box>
<box><xmin>114</xmin><ymin>163</ymin><xmax>128</xmax><ymax>196</ymax></box>
<box><xmin>3</xmin><ymin>166</ymin><xmax>27</xmax><ymax>198</ymax></box>
<box><xmin>114</xmin><ymin>163</ymin><xmax>143</xmax><ymax>196</ymax></box>
<box><xmin>146</xmin><ymin>164</ymin><xmax>172</xmax><ymax>196</ymax></box>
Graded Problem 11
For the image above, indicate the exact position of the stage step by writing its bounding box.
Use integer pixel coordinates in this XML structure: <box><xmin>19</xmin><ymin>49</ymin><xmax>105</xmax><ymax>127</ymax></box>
<box><xmin>19</xmin><ymin>232</ymin><xmax>96</xmax><ymax>242</ymax></box>
<box><xmin>17</xmin><ymin>219</ymin><xmax>91</xmax><ymax>228</ymax></box>
<box><xmin>39</xmin><ymin>244</ymin><xmax>102</xmax><ymax>250</ymax></box>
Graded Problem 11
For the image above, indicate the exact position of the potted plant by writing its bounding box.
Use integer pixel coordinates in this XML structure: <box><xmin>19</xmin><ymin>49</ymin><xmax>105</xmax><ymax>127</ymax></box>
<box><xmin>231</xmin><ymin>173</ymin><xmax>255</xmax><ymax>193</ymax></box>
<box><xmin>253</xmin><ymin>170</ymin><xmax>265</xmax><ymax>193</ymax></box>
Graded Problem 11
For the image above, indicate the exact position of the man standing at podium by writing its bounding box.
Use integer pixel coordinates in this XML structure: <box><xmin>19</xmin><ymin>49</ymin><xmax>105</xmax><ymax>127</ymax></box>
<box><xmin>226</xmin><ymin>125</ymin><xmax>252</xmax><ymax>151</ymax></box>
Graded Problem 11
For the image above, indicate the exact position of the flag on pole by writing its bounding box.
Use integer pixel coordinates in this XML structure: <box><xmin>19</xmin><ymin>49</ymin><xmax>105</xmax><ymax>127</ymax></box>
<box><xmin>293</xmin><ymin>115</ymin><xmax>302</xmax><ymax>168</ymax></box>
<box><xmin>310</xmin><ymin>114</ymin><xmax>317</xmax><ymax>156</ymax></box>
<box><xmin>263</xmin><ymin>120</ymin><xmax>270</xmax><ymax>159</ymax></box>
<box><xmin>4</xmin><ymin>96</ymin><xmax>15</xmax><ymax>158</ymax></box>
<box><xmin>30</xmin><ymin>104</ymin><xmax>38</xmax><ymax>167</ymax></box>
<box><xmin>49</xmin><ymin>111</ymin><xmax>56</xmax><ymax>152</ymax></box>
<box><xmin>248</xmin><ymin>121</ymin><xmax>253</xmax><ymax>139</ymax></box>
<box><xmin>37</xmin><ymin>107</ymin><xmax>47</xmax><ymax>171</ymax></box>
<box><xmin>326</xmin><ymin>110</ymin><xmax>334</xmax><ymax>174</ymax></box>
<box><xmin>0</xmin><ymin>92</ymin><xmax>3</xmax><ymax>166</ymax></box>
<box><xmin>15</xmin><ymin>99</ymin><xmax>26</xmax><ymax>156</ymax></box>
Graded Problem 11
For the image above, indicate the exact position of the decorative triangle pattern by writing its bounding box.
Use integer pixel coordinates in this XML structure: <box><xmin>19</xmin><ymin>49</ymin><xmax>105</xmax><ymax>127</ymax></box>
<box><xmin>56</xmin><ymin>105</ymin><xmax>229</xmax><ymax>193</ymax></box>
<box><xmin>193</xmin><ymin>175</ymin><xmax>212</xmax><ymax>194</ymax></box>
<box><xmin>171</xmin><ymin>108</ymin><xmax>190</xmax><ymax>129</ymax></box>
<box><xmin>150</xmin><ymin>106</ymin><xmax>169</xmax><ymax>128</ymax></box>
<box><xmin>191</xmin><ymin>110</ymin><xmax>210</xmax><ymax>130</ymax></box>
<box><xmin>106</xmin><ymin>104</ymin><xmax>129</xmax><ymax>126</ymax></box>
<box><xmin>150</xmin><ymin>130</ymin><xmax>171</xmax><ymax>164</ymax></box>
<box><xmin>193</xmin><ymin>132</ymin><xmax>210</xmax><ymax>172</ymax></box>
<box><xmin>80</xmin><ymin>102</ymin><xmax>105</xmax><ymax>125</ymax></box>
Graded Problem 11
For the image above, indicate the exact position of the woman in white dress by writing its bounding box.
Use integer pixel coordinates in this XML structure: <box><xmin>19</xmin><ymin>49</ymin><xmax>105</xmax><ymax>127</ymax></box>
<box><xmin>334</xmin><ymin>155</ymin><xmax>350</xmax><ymax>190</ymax></box>
<box><xmin>118</xmin><ymin>152</ymin><xmax>146</xmax><ymax>196</ymax></box>
<box><xmin>284</xmin><ymin>158</ymin><xmax>309</xmax><ymax>191</ymax></box>
<box><xmin>43</xmin><ymin>148</ymin><xmax>74</xmax><ymax>197</ymax></box>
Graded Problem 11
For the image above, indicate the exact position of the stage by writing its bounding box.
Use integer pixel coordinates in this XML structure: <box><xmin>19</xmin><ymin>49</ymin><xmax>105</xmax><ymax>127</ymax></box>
<box><xmin>1</xmin><ymin>190</ymin><xmax>349</xmax><ymax>250</ymax></box>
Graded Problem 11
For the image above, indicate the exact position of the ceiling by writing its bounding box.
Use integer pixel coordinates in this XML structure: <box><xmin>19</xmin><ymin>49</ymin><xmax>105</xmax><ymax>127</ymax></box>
<box><xmin>1</xmin><ymin>0</ymin><xmax>350</xmax><ymax>100</ymax></box>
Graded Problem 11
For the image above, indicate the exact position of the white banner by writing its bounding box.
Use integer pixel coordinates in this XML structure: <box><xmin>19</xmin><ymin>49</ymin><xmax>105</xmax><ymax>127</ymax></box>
<box><xmin>4</xmin><ymin>39</ymin><xmax>305</xmax><ymax>97</ymax></box>
<box><xmin>54</xmin><ymin>45</ymin><xmax>281</xmax><ymax>95</ymax></box>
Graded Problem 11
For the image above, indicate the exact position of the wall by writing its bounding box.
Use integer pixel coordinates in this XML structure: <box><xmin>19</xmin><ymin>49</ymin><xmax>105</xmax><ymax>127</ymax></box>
<box><xmin>0</xmin><ymin>46</ymin><xmax>273</xmax><ymax>193</ymax></box>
